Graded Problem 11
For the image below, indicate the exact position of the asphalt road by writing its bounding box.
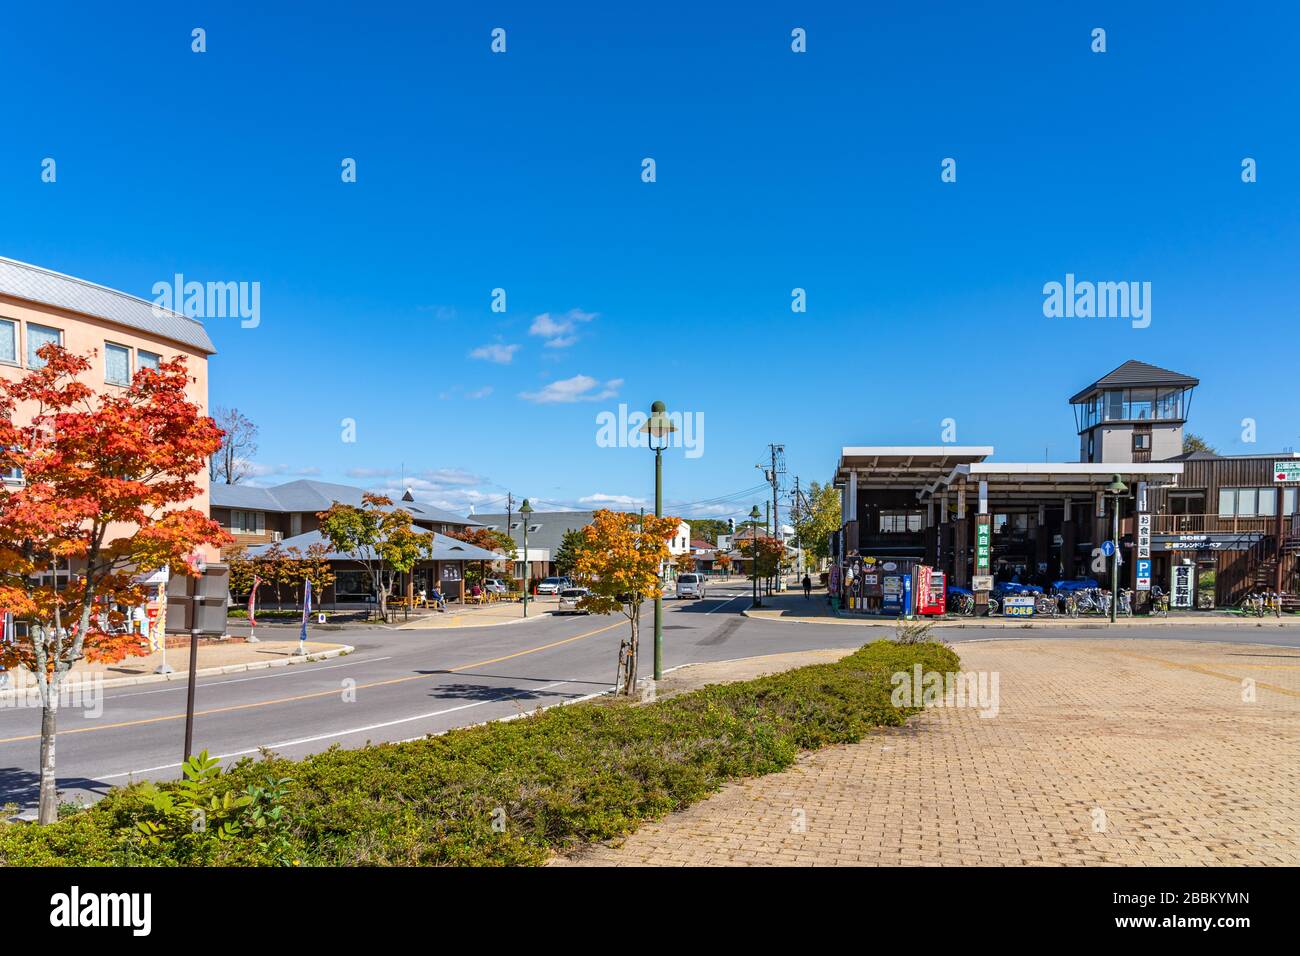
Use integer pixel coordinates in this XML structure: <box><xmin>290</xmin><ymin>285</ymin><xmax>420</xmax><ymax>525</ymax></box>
<box><xmin>1</xmin><ymin>583</ymin><xmax>1296</xmax><ymax>811</ymax></box>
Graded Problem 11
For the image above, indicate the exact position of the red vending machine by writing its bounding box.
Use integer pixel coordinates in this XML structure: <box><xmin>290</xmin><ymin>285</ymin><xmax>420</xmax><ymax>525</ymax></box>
<box><xmin>914</xmin><ymin>565</ymin><xmax>947</xmax><ymax>616</ymax></box>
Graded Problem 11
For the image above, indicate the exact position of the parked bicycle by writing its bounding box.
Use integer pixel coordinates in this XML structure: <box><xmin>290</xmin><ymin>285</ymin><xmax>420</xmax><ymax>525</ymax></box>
<box><xmin>1149</xmin><ymin>585</ymin><xmax>1170</xmax><ymax>617</ymax></box>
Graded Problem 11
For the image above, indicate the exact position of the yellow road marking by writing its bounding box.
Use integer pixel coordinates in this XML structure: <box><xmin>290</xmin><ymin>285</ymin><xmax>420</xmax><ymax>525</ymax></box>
<box><xmin>0</xmin><ymin>621</ymin><xmax>623</xmax><ymax>744</ymax></box>
<box><xmin>1105</xmin><ymin>650</ymin><xmax>1300</xmax><ymax>699</ymax></box>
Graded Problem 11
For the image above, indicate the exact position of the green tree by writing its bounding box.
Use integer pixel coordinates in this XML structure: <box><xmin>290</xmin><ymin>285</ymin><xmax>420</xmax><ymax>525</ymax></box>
<box><xmin>552</xmin><ymin>528</ymin><xmax>587</xmax><ymax>578</ymax></box>
<box><xmin>1182</xmin><ymin>433</ymin><xmax>1217</xmax><ymax>455</ymax></box>
<box><xmin>791</xmin><ymin>481</ymin><xmax>841</xmax><ymax>565</ymax></box>
<box><xmin>680</xmin><ymin>518</ymin><xmax>728</xmax><ymax>545</ymax></box>
<box><xmin>317</xmin><ymin>494</ymin><xmax>432</xmax><ymax>618</ymax></box>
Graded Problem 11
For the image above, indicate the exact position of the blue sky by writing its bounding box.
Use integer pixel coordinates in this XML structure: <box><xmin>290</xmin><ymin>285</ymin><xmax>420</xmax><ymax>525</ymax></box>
<box><xmin>3</xmin><ymin>2</ymin><xmax>1298</xmax><ymax>520</ymax></box>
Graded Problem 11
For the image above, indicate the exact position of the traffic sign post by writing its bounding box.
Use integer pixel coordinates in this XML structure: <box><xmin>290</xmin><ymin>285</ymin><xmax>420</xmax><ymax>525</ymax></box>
<box><xmin>165</xmin><ymin>562</ymin><xmax>230</xmax><ymax>765</ymax></box>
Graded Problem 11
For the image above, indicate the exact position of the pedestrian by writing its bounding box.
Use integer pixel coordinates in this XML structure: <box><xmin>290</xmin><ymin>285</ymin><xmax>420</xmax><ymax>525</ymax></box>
<box><xmin>802</xmin><ymin>573</ymin><xmax>812</xmax><ymax>598</ymax></box>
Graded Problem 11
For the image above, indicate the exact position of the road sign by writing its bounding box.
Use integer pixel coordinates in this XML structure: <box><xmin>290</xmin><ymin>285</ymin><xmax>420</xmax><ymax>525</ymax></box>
<box><xmin>1101</xmin><ymin>539</ymin><xmax>1116</xmax><ymax>557</ymax></box>
<box><xmin>1274</xmin><ymin>460</ymin><xmax>1300</xmax><ymax>483</ymax></box>
<box><xmin>1136</xmin><ymin>558</ymin><xmax>1152</xmax><ymax>591</ymax></box>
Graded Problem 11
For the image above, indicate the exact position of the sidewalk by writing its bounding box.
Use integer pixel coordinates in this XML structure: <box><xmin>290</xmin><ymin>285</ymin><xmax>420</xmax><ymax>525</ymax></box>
<box><xmin>394</xmin><ymin>596</ymin><xmax>558</xmax><ymax>630</ymax></box>
<box><xmin>744</xmin><ymin>590</ymin><xmax>1300</xmax><ymax>628</ymax></box>
<box><xmin>0</xmin><ymin>638</ymin><xmax>351</xmax><ymax>695</ymax></box>
<box><xmin>557</xmin><ymin>638</ymin><xmax>1300</xmax><ymax>866</ymax></box>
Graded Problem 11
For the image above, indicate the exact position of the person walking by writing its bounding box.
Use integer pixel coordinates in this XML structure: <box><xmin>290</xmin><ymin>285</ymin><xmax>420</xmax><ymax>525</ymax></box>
<box><xmin>802</xmin><ymin>573</ymin><xmax>812</xmax><ymax>598</ymax></box>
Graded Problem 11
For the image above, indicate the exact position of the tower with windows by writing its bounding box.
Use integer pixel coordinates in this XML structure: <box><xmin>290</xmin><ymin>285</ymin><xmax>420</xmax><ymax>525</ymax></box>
<box><xmin>1070</xmin><ymin>360</ymin><xmax>1199</xmax><ymax>463</ymax></box>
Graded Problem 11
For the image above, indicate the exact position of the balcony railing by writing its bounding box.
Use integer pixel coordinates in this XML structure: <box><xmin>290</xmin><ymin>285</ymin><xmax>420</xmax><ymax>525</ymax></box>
<box><xmin>1152</xmin><ymin>514</ymin><xmax>1280</xmax><ymax>535</ymax></box>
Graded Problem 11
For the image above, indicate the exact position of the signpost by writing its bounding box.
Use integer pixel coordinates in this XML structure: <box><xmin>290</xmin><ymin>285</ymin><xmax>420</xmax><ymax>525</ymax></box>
<box><xmin>1135</xmin><ymin>558</ymin><xmax>1152</xmax><ymax>591</ymax></box>
<box><xmin>165</xmin><ymin>562</ymin><xmax>230</xmax><ymax>765</ymax></box>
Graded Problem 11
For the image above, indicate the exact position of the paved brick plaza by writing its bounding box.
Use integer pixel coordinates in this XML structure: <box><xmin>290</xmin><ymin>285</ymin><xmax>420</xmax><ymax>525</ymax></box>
<box><xmin>556</xmin><ymin>639</ymin><xmax>1300</xmax><ymax>866</ymax></box>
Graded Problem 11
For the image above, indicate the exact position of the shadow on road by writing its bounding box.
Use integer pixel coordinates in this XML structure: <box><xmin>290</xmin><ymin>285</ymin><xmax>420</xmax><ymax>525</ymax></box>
<box><xmin>0</xmin><ymin>766</ymin><xmax>111</xmax><ymax>809</ymax></box>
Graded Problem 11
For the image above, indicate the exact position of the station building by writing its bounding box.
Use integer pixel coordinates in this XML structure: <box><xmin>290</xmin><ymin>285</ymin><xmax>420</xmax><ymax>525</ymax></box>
<box><xmin>832</xmin><ymin>361</ymin><xmax>1299</xmax><ymax>610</ymax></box>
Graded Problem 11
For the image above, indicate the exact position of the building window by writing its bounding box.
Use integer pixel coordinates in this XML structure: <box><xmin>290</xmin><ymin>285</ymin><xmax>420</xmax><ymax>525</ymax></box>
<box><xmin>229</xmin><ymin>510</ymin><xmax>265</xmax><ymax>534</ymax></box>
<box><xmin>1218</xmin><ymin>488</ymin><xmax>1236</xmax><ymax>516</ymax></box>
<box><xmin>138</xmin><ymin>350</ymin><xmax>162</xmax><ymax>372</ymax></box>
<box><xmin>1</xmin><ymin>462</ymin><xmax>22</xmax><ymax>485</ymax></box>
<box><xmin>1286</xmin><ymin>488</ymin><xmax>1298</xmax><ymax>515</ymax></box>
<box><xmin>1132</xmin><ymin>432</ymin><xmax>1151</xmax><ymax>451</ymax></box>
<box><xmin>105</xmin><ymin>342</ymin><xmax>132</xmax><ymax>385</ymax></box>
<box><xmin>1129</xmin><ymin>389</ymin><xmax>1155</xmax><ymax>420</ymax></box>
<box><xmin>26</xmin><ymin>323</ymin><xmax>62</xmax><ymax>368</ymax></box>
<box><xmin>1258</xmin><ymin>488</ymin><xmax>1277</xmax><ymax>517</ymax></box>
<box><xmin>0</xmin><ymin>319</ymin><xmax>16</xmax><ymax>365</ymax></box>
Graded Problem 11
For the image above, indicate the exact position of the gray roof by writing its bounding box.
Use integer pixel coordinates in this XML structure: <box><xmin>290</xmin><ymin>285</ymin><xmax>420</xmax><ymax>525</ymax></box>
<box><xmin>245</xmin><ymin>528</ymin><xmax>502</xmax><ymax>563</ymax></box>
<box><xmin>211</xmin><ymin>479</ymin><xmax>479</xmax><ymax>527</ymax></box>
<box><xmin>1070</xmin><ymin>360</ymin><xmax>1199</xmax><ymax>404</ymax></box>
<box><xmin>0</xmin><ymin>256</ymin><xmax>216</xmax><ymax>355</ymax></box>
<box><xmin>473</xmin><ymin>510</ymin><xmax>598</xmax><ymax>553</ymax></box>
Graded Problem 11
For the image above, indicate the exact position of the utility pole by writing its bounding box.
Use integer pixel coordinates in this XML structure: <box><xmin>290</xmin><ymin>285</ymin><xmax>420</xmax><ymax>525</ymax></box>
<box><xmin>761</xmin><ymin>444</ymin><xmax>785</xmax><ymax>593</ymax></box>
<box><xmin>505</xmin><ymin>491</ymin><xmax>515</xmax><ymax>580</ymax></box>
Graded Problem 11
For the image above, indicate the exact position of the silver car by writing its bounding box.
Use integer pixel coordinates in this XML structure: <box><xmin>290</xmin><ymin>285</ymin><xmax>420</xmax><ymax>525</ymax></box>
<box><xmin>676</xmin><ymin>573</ymin><xmax>706</xmax><ymax>599</ymax></box>
<box><xmin>558</xmin><ymin>587</ymin><xmax>591</xmax><ymax>614</ymax></box>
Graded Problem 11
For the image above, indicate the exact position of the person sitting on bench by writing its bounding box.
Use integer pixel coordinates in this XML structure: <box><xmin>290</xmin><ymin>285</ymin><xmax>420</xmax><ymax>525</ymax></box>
<box><xmin>429</xmin><ymin>587</ymin><xmax>447</xmax><ymax>610</ymax></box>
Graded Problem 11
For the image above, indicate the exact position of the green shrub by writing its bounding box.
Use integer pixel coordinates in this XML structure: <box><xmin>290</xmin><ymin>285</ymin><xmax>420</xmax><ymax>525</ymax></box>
<box><xmin>0</xmin><ymin>640</ymin><xmax>957</xmax><ymax>867</ymax></box>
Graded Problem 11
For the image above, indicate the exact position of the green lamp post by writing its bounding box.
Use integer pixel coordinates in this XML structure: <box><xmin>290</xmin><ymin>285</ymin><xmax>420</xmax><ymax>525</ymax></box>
<box><xmin>638</xmin><ymin>401</ymin><xmax>676</xmax><ymax>681</ymax></box>
<box><xmin>748</xmin><ymin>505</ymin><xmax>762</xmax><ymax>608</ymax></box>
<box><xmin>1105</xmin><ymin>474</ymin><xmax>1128</xmax><ymax>623</ymax></box>
<box><xmin>519</xmin><ymin>498</ymin><xmax>533</xmax><ymax>617</ymax></box>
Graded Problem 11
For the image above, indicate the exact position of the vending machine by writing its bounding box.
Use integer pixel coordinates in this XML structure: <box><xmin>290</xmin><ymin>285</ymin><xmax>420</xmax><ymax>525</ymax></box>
<box><xmin>914</xmin><ymin>565</ymin><xmax>947</xmax><ymax>616</ymax></box>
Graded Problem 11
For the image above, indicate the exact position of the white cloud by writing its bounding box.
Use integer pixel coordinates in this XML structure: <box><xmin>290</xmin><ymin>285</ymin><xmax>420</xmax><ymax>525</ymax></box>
<box><xmin>519</xmin><ymin>374</ymin><xmax>623</xmax><ymax>404</ymax></box>
<box><xmin>528</xmin><ymin>308</ymin><xmax>596</xmax><ymax>348</ymax></box>
<box><xmin>470</xmin><ymin>343</ymin><xmax>520</xmax><ymax>364</ymax></box>
<box><xmin>579</xmin><ymin>493</ymin><xmax>647</xmax><ymax>507</ymax></box>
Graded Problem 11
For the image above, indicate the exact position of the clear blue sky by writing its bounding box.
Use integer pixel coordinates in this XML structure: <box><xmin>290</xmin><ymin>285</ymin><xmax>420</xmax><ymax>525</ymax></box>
<box><xmin>3</xmin><ymin>2</ymin><xmax>1297</xmax><ymax>520</ymax></box>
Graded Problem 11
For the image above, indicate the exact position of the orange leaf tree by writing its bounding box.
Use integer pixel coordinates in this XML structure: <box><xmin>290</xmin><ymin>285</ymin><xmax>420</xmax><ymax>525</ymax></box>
<box><xmin>572</xmin><ymin>509</ymin><xmax>678</xmax><ymax>695</ymax></box>
<box><xmin>317</xmin><ymin>494</ymin><xmax>432</xmax><ymax>618</ymax></box>
<box><xmin>0</xmin><ymin>344</ymin><xmax>228</xmax><ymax>823</ymax></box>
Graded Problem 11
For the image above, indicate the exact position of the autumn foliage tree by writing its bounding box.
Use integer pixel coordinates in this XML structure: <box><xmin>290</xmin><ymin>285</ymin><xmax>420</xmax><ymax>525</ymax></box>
<box><xmin>572</xmin><ymin>510</ymin><xmax>678</xmax><ymax>695</ymax></box>
<box><xmin>0</xmin><ymin>345</ymin><xmax>228</xmax><ymax>823</ymax></box>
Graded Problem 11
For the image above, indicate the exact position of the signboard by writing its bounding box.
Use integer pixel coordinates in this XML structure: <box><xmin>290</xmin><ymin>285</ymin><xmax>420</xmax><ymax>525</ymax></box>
<box><xmin>1137</xmin><ymin>514</ymin><xmax>1151</xmax><ymax>559</ymax></box>
<box><xmin>972</xmin><ymin>574</ymin><xmax>994</xmax><ymax>592</ymax></box>
<box><xmin>1171</xmin><ymin>564</ymin><xmax>1195</xmax><ymax>608</ymax></box>
<box><xmin>975</xmin><ymin>516</ymin><xmax>992</xmax><ymax>574</ymax></box>
<box><xmin>1101</xmin><ymin>539</ymin><xmax>1116</xmax><ymax>557</ymax></box>
<box><xmin>1275</xmin><ymin>460</ymin><xmax>1300</xmax><ymax>483</ymax></box>
<box><xmin>1004</xmin><ymin>595</ymin><xmax>1036</xmax><ymax>617</ymax></box>
<box><xmin>1154</xmin><ymin>533</ymin><xmax>1264</xmax><ymax>552</ymax></box>
<box><xmin>1135</xmin><ymin>558</ymin><xmax>1152</xmax><ymax>591</ymax></box>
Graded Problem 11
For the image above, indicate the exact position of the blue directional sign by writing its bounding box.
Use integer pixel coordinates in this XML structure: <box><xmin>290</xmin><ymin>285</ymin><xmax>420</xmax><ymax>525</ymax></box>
<box><xmin>1101</xmin><ymin>539</ymin><xmax>1116</xmax><ymax>557</ymax></box>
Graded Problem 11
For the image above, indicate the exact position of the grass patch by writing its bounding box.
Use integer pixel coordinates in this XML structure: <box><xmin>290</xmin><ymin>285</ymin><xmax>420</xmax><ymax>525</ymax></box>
<box><xmin>0</xmin><ymin>639</ymin><xmax>958</xmax><ymax>867</ymax></box>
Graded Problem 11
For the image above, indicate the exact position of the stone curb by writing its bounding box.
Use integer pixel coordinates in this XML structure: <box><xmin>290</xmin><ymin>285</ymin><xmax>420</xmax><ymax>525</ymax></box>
<box><xmin>0</xmin><ymin>643</ymin><xmax>354</xmax><ymax>699</ymax></box>
<box><xmin>741</xmin><ymin>608</ymin><xmax>1300</xmax><ymax>629</ymax></box>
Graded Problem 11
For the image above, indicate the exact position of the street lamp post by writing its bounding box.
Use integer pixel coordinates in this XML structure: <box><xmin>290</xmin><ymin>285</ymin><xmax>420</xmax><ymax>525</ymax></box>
<box><xmin>1106</xmin><ymin>474</ymin><xmax>1128</xmax><ymax>624</ymax></box>
<box><xmin>520</xmin><ymin>498</ymin><xmax>533</xmax><ymax>617</ymax></box>
<box><xmin>748</xmin><ymin>505</ymin><xmax>762</xmax><ymax>608</ymax></box>
<box><xmin>638</xmin><ymin>401</ymin><xmax>676</xmax><ymax>682</ymax></box>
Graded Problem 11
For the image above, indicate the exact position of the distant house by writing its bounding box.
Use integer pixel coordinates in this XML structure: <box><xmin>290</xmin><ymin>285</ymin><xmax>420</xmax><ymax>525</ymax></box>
<box><xmin>473</xmin><ymin>510</ymin><xmax>596</xmax><ymax>580</ymax></box>
<box><xmin>210</xmin><ymin>479</ymin><xmax>480</xmax><ymax>549</ymax></box>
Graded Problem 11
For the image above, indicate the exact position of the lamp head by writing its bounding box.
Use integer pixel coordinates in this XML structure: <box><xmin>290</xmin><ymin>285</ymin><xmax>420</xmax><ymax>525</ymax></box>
<box><xmin>637</xmin><ymin>400</ymin><xmax>677</xmax><ymax>451</ymax></box>
<box><xmin>519</xmin><ymin>498</ymin><xmax>533</xmax><ymax>515</ymax></box>
<box><xmin>1106</xmin><ymin>474</ymin><xmax>1129</xmax><ymax>496</ymax></box>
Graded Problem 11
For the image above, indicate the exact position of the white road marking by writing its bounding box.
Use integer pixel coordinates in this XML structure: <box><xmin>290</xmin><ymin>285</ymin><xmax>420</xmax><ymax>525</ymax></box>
<box><xmin>704</xmin><ymin>595</ymin><xmax>746</xmax><ymax>615</ymax></box>
<box><xmin>105</xmin><ymin>656</ymin><xmax>392</xmax><ymax>700</ymax></box>
<box><xmin>99</xmin><ymin>679</ymin><xmax>575</xmax><ymax>780</ymax></box>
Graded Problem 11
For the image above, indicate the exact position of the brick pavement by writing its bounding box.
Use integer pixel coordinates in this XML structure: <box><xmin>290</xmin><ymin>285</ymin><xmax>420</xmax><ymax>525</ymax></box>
<box><xmin>555</xmin><ymin>639</ymin><xmax>1300</xmax><ymax>866</ymax></box>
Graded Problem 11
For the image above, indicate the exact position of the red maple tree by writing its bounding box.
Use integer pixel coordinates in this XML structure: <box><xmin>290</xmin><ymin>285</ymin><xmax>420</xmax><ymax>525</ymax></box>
<box><xmin>0</xmin><ymin>344</ymin><xmax>229</xmax><ymax>822</ymax></box>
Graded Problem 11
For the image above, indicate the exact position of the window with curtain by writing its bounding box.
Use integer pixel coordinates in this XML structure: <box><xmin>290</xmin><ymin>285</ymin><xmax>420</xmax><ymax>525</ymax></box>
<box><xmin>27</xmin><ymin>324</ymin><xmax>61</xmax><ymax>367</ymax></box>
<box><xmin>139</xmin><ymin>350</ymin><xmax>161</xmax><ymax>372</ymax></box>
<box><xmin>0</xmin><ymin>319</ymin><xmax>16</xmax><ymax>364</ymax></box>
<box><xmin>1237</xmin><ymin>488</ymin><xmax>1258</xmax><ymax>516</ymax></box>
<box><xmin>1258</xmin><ymin>488</ymin><xmax>1277</xmax><ymax>516</ymax></box>
<box><xmin>105</xmin><ymin>342</ymin><xmax>131</xmax><ymax>385</ymax></box>
<box><xmin>1218</xmin><ymin>488</ymin><xmax>1236</xmax><ymax>516</ymax></box>
<box><xmin>1285</xmin><ymin>488</ymin><xmax>1298</xmax><ymax>515</ymax></box>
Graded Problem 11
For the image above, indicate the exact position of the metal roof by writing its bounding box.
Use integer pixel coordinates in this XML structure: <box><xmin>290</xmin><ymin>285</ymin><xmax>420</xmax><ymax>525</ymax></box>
<box><xmin>245</xmin><ymin>528</ymin><xmax>502</xmax><ymax>563</ymax></box>
<box><xmin>0</xmin><ymin>256</ymin><xmax>216</xmax><ymax>354</ymax></box>
<box><xmin>1069</xmin><ymin>360</ymin><xmax>1198</xmax><ymax>404</ymax></box>
<box><xmin>834</xmin><ymin>447</ymin><xmax>995</xmax><ymax>488</ymax></box>
<box><xmin>473</xmin><ymin>510</ymin><xmax>598</xmax><ymax>553</ymax></box>
<box><xmin>210</xmin><ymin>479</ymin><xmax>479</xmax><ymax>527</ymax></box>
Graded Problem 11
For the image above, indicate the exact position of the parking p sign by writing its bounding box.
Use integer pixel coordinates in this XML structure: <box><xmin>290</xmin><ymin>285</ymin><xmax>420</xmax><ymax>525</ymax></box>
<box><xmin>1136</xmin><ymin>558</ymin><xmax>1152</xmax><ymax>591</ymax></box>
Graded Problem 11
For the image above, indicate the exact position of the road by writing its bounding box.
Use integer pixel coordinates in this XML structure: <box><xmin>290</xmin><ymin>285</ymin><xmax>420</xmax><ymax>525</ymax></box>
<box><xmin>1</xmin><ymin>583</ymin><xmax>1296</xmax><ymax>811</ymax></box>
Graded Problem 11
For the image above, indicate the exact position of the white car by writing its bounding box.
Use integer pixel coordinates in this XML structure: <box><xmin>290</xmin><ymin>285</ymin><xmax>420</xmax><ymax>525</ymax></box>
<box><xmin>676</xmin><ymin>573</ymin><xmax>707</xmax><ymax>600</ymax></box>
<box><xmin>483</xmin><ymin>578</ymin><xmax>508</xmax><ymax>594</ymax></box>
<box><xmin>535</xmin><ymin>576</ymin><xmax>569</xmax><ymax>595</ymax></box>
<box><xmin>558</xmin><ymin>587</ymin><xmax>591</xmax><ymax>614</ymax></box>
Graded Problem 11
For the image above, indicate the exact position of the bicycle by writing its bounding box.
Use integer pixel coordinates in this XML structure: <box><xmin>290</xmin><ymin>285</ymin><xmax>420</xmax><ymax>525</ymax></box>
<box><xmin>1149</xmin><ymin>585</ymin><xmax>1170</xmax><ymax>617</ymax></box>
<box><xmin>1034</xmin><ymin>593</ymin><xmax>1059</xmax><ymax>617</ymax></box>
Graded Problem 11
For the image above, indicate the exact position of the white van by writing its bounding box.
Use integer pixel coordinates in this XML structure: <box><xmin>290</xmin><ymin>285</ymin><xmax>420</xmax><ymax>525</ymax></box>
<box><xmin>676</xmin><ymin>573</ymin><xmax>706</xmax><ymax>600</ymax></box>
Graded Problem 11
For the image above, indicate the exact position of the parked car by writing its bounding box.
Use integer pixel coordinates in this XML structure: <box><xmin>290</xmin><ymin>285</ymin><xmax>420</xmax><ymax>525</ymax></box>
<box><xmin>676</xmin><ymin>573</ymin><xmax>707</xmax><ymax>600</ymax></box>
<box><xmin>558</xmin><ymin>587</ymin><xmax>591</xmax><ymax>614</ymax></box>
<box><xmin>483</xmin><ymin>578</ymin><xmax>508</xmax><ymax>594</ymax></box>
<box><xmin>535</xmin><ymin>576</ymin><xmax>570</xmax><ymax>595</ymax></box>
